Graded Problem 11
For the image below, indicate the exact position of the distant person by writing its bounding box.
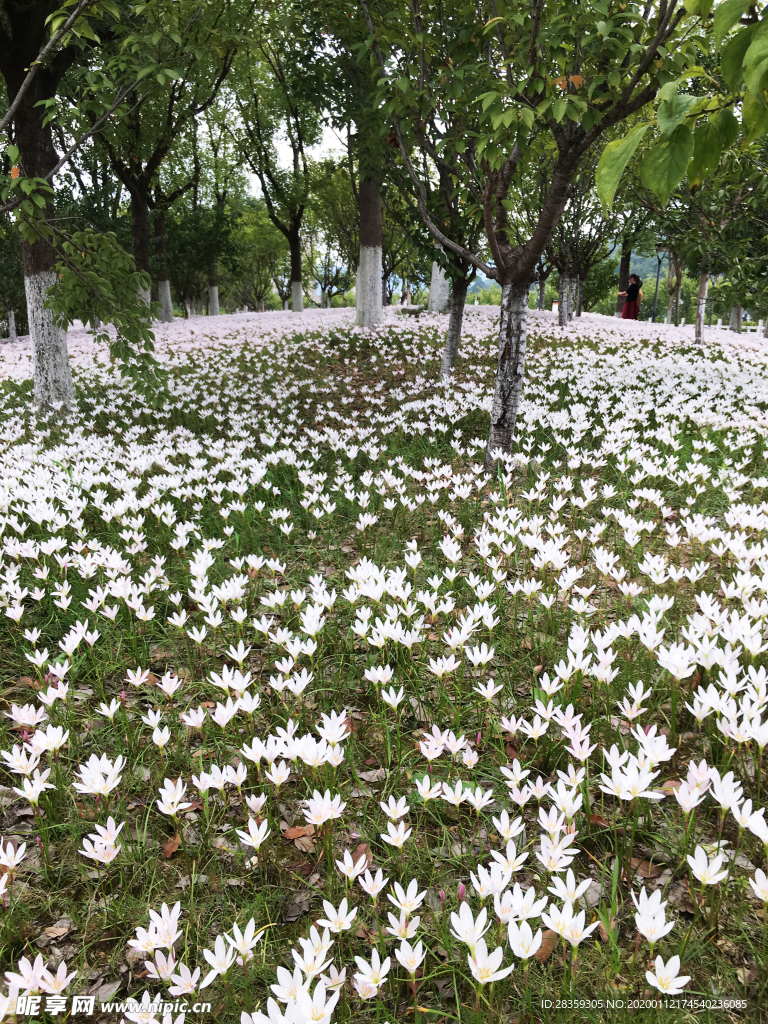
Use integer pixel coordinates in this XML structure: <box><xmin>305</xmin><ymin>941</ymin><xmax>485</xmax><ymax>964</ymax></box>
<box><xmin>618</xmin><ymin>274</ymin><xmax>643</xmax><ymax>319</ymax></box>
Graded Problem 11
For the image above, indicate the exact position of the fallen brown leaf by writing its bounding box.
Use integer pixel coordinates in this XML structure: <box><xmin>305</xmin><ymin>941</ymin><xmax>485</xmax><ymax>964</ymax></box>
<box><xmin>44</xmin><ymin>925</ymin><xmax>71</xmax><ymax>938</ymax></box>
<box><xmin>589</xmin><ymin>813</ymin><xmax>612</xmax><ymax>828</ymax></box>
<box><xmin>283</xmin><ymin>825</ymin><xmax>316</xmax><ymax>839</ymax></box>
<box><xmin>660</xmin><ymin>780</ymin><xmax>682</xmax><ymax>793</ymax></box>
<box><xmin>162</xmin><ymin>834</ymin><xmax>181</xmax><ymax>859</ymax></box>
<box><xmin>534</xmin><ymin>929</ymin><xmax>558</xmax><ymax>962</ymax></box>
<box><xmin>630</xmin><ymin>857</ymin><xmax>662</xmax><ymax>879</ymax></box>
<box><xmin>292</xmin><ymin>860</ymin><xmax>315</xmax><ymax>878</ymax></box>
<box><xmin>284</xmin><ymin>896</ymin><xmax>311</xmax><ymax>923</ymax></box>
<box><xmin>352</xmin><ymin>842</ymin><xmax>373</xmax><ymax>870</ymax></box>
<box><xmin>736</xmin><ymin>966</ymin><xmax>758</xmax><ymax>986</ymax></box>
<box><xmin>598</xmin><ymin>919</ymin><xmax>615</xmax><ymax>943</ymax></box>
<box><xmin>293</xmin><ymin>835</ymin><xmax>316</xmax><ymax>853</ymax></box>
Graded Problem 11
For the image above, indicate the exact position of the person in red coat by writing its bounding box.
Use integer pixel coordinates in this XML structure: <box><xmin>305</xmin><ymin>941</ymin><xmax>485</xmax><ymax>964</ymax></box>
<box><xmin>619</xmin><ymin>274</ymin><xmax>643</xmax><ymax>319</ymax></box>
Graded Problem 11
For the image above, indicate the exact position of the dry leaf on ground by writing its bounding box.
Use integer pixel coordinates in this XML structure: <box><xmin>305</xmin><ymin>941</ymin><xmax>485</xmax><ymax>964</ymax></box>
<box><xmin>534</xmin><ymin>929</ymin><xmax>558</xmax><ymax>962</ymax></box>
<box><xmin>162</xmin><ymin>834</ymin><xmax>181</xmax><ymax>859</ymax></box>
<box><xmin>630</xmin><ymin>857</ymin><xmax>663</xmax><ymax>878</ymax></box>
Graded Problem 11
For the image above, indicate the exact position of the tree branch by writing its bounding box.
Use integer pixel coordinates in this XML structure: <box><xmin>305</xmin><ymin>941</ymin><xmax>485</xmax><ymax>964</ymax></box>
<box><xmin>357</xmin><ymin>0</ymin><xmax>493</xmax><ymax>278</ymax></box>
<box><xmin>0</xmin><ymin>0</ymin><xmax>97</xmax><ymax>136</ymax></box>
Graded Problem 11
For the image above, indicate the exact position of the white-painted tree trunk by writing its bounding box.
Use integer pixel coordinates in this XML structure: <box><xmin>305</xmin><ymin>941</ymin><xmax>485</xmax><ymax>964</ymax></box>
<box><xmin>695</xmin><ymin>271</ymin><xmax>708</xmax><ymax>344</ymax></box>
<box><xmin>158</xmin><ymin>279</ymin><xmax>174</xmax><ymax>322</ymax></box>
<box><xmin>355</xmin><ymin>246</ymin><xmax>383</xmax><ymax>328</ymax></box>
<box><xmin>138</xmin><ymin>285</ymin><xmax>151</xmax><ymax>307</ymax></box>
<box><xmin>208</xmin><ymin>285</ymin><xmax>220</xmax><ymax>316</ymax></box>
<box><xmin>291</xmin><ymin>281</ymin><xmax>303</xmax><ymax>312</ymax></box>
<box><xmin>7</xmin><ymin>309</ymin><xmax>16</xmax><ymax>341</ymax></box>
<box><xmin>427</xmin><ymin>261</ymin><xmax>450</xmax><ymax>313</ymax></box>
<box><xmin>24</xmin><ymin>270</ymin><xmax>75</xmax><ymax>412</ymax></box>
<box><xmin>557</xmin><ymin>276</ymin><xmax>569</xmax><ymax>326</ymax></box>
<box><xmin>729</xmin><ymin>303</ymin><xmax>742</xmax><ymax>333</ymax></box>
<box><xmin>283</xmin><ymin>299</ymin><xmax>289</xmax><ymax>310</ymax></box>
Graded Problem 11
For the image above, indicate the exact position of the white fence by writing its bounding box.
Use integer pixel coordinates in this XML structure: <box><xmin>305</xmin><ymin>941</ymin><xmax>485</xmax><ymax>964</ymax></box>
<box><xmin>650</xmin><ymin>316</ymin><xmax>765</xmax><ymax>335</ymax></box>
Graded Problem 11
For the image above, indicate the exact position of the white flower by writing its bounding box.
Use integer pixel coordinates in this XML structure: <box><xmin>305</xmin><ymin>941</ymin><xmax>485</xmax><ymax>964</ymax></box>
<box><xmin>645</xmin><ymin>955</ymin><xmax>691</xmax><ymax>995</ymax></box>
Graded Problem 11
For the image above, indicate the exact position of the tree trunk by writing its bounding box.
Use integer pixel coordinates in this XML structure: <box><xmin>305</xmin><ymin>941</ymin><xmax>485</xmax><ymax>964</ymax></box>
<box><xmin>132</xmin><ymin>195</ymin><xmax>151</xmax><ymax>306</ymax></box>
<box><xmin>428</xmin><ymin>259</ymin><xmax>450</xmax><ymax>313</ymax></box>
<box><xmin>485</xmin><ymin>284</ymin><xmax>529</xmax><ymax>470</ymax></box>
<box><xmin>439</xmin><ymin>276</ymin><xmax>468</xmax><ymax>380</ymax></box>
<box><xmin>209</xmin><ymin>283</ymin><xmax>220</xmax><ymax>317</ymax></box>
<box><xmin>537</xmin><ymin>277</ymin><xmax>546</xmax><ymax>310</ymax></box>
<box><xmin>567</xmin><ymin>276</ymin><xmax>576</xmax><ymax>321</ymax></box>
<box><xmin>695</xmin><ymin>271</ymin><xmax>708</xmax><ymax>344</ymax></box>
<box><xmin>576</xmin><ymin>277</ymin><xmax>585</xmax><ymax>317</ymax></box>
<box><xmin>356</xmin><ymin>175</ymin><xmax>383</xmax><ymax>328</ymax></box>
<box><xmin>155</xmin><ymin>212</ymin><xmax>173</xmax><ymax>322</ymax></box>
<box><xmin>288</xmin><ymin>229</ymin><xmax>303</xmax><ymax>312</ymax></box>
<box><xmin>729</xmin><ymin>304</ymin><xmax>742</xmax><ymax>333</ymax></box>
<box><xmin>557</xmin><ymin>275</ymin><xmax>569</xmax><ymax>326</ymax></box>
<box><xmin>7</xmin><ymin>310</ymin><xmax>16</xmax><ymax>341</ymax></box>
<box><xmin>24</xmin><ymin>270</ymin><xmax>76</xmax><ymax>412</ymax></box>
<box><xmin>615</xmin><ymin>249</ymin><xmax>631</xmax><ymax>316</ymax></box>
<box><xmin>16</xmin><ymin>83</ymin><xmax>75</xmax><ymax>411</ymax></box>
<box><xmin>0</xmin><ymin>13</ymin><xmax>75</xmax><ymax>411</ymax></box>
<box><xmin>665</xmin><ymin>254</ymin><xmax>683</xmax><ymax>325</ymax></box>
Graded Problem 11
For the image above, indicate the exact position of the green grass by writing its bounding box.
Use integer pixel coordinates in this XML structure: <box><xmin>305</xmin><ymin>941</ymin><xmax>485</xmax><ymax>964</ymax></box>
<box><xmin>0</xmin><ymin>309</ymin><xmax>766</xmax><ymax>1024</ymax></box>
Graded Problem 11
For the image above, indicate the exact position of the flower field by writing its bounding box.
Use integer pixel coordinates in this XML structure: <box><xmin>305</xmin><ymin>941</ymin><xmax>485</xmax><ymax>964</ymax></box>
<box><xmin>1</xmin><ymin>307</ymin><xmax>767</xmax><ymax>1023</ymax></box>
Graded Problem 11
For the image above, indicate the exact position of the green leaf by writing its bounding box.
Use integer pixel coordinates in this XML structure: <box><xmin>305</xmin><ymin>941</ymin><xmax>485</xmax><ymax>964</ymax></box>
<box><xmin>714</xmin><ymin>0</ymin><xmax>749</xmax><ymax>45</ymax></box>
<box><xmin>595</xmin><ymin>123</ymin><xmax>649</xmax><ymax>210</ymax></box>
<box><xmin>552</xmin><ymin>97</ymin><xmax>567</xmax><ymax>122</ymax></box>
<box><xmin>657</xmin><ymin>93</ymin><xmax>697</xmax><ymax>136</ymax></box>
<box><xmin>721</xmin><ymin>25</ymin><xmax>756</xmax><ymax>91</ymax></box>
<box><xmin>7</xmin><ymin>144</ymin><xmax>19</xmax><ymax>163</ymax></box>
<box><xmin>744</xmin><ymin>55</ymin><xmax>768</xmax><ymax>107</ymax></box>
<box><xmin>687</xmin><ymin>121</ymin><xmax>722</xmax><ymax>185</ymax></box>
<box><xmin>744</xmin><ymin>29</ymin><xmax>768</xmax><ymax>71</ymax></box>
<box><xmin>684</xmin><ymin>0</ymin><xmax>713</xmax><ymax>15</ymax></box>
<box><xmin>658</xmin><ymin>80</ymin><xmax>680</xmax><ymax>102</ymax></box>
<box><xmin>639</xmin><ymin>123</ymin><xmax>694</xmax><ymax>206</ymax></box>
<box><xmin>743</xmin><ymin>87</ymin><xmax>768</xmax><ymax>142</ymax></box>
<box><xmin>717</xmin><ymin>106</ymin><xmax>740</xmax><ymax>146</ymax></box>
